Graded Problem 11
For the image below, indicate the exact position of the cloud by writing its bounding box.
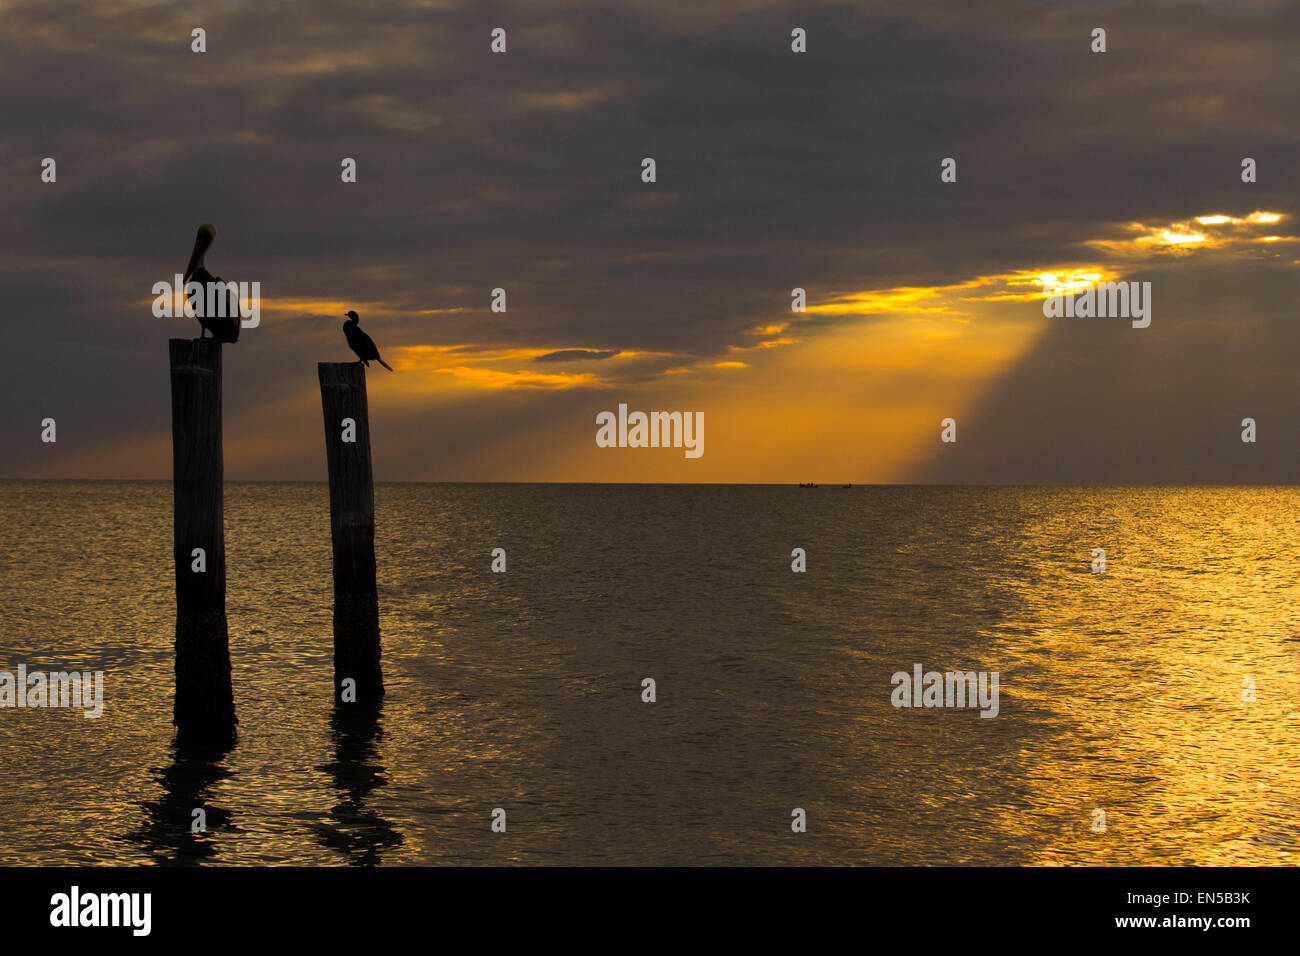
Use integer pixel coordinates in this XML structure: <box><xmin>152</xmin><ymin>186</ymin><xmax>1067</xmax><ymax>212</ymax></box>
<box><xmin>534</xmin><ymin>348</ymin><xmax>622</xmax><ymax>362</ymax></box>
<box><xmin>431</xmin><ymin>366</ymin><xmax>603</xmax><ymax>390</ymax></box>
<box><xmin>1</xmin><ymin>0</ymin><xmax>1296</xmax><ymax>480</ymax></box>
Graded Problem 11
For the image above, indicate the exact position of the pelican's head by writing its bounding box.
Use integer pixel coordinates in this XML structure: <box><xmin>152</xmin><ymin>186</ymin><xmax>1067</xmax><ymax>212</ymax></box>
<box><xmin>344</xmin><ymin>310</ymin><xmax>360</xmax><ymax>323</ymax></box>
<box><xmin>184</xmin><ymin>222</ymin><xmax>217</xmax><ymax>282</ymax></box>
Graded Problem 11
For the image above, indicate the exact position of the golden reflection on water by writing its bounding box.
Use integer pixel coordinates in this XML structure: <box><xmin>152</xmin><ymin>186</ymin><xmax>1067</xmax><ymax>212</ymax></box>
<box><xmin>974</xmin><ymin>488</ymin><xmax>1300</xmax><ymax>864</ymax></box>
<box><xmin>0</xmin><ymin>482</ymin><xmax>1295</xmax><ymax>865</ymax></box>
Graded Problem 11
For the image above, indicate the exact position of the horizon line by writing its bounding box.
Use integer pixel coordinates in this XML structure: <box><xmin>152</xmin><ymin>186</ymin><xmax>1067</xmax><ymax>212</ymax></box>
<box><xmin>2</xmin><ymin>478</ymin><xmax>1298</xmax><ymax>489</ymax></box>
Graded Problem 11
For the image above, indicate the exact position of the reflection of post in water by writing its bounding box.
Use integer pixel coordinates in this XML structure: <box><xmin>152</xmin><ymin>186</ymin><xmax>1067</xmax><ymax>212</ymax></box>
<box><xmin>313</xmin><ymin>702</ymin><xmax>403</xmax><ymax>865</ymax></box>
<box><xmin>130</xmin><ymin>738</ymin><xmax>236</xmax><ymax>865</ymax></box>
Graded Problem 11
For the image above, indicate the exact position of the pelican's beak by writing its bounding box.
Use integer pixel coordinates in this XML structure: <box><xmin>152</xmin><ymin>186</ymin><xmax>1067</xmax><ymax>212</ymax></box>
<box><xmin>183</xmin><ymin>225</ymin><xmax>214</xmax><ymax>283</ymax></box>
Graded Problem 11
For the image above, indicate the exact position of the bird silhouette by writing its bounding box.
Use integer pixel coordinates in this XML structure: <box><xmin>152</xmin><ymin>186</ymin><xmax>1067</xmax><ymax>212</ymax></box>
<box><xmin>183</xmin><ymin>223</ymin><xmax>240</xmax><ymax>342</ymax></box>
<box><xmin>343</xmin><ymin>311</ymin><xmax>393</xmax><ymax>370</ymax></box>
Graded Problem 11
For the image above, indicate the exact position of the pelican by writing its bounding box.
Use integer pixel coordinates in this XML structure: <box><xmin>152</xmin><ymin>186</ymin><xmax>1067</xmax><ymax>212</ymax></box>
<box><xmin>342</xmin><ymin>311</ymin><xmax>393</xmax><ymax>370</ymax></box>
<box><xmin>183</xmin><ymin>223</ymin><xmax>240</xmax><ymax>342</ymax></box>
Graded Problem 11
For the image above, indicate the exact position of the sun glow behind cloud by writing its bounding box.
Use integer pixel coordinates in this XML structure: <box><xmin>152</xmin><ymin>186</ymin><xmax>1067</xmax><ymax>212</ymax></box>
<box><xmin>556</xmin><ymin>210</ymin><xmax>1291</xmax><ymax>482</ymax></box>
<box><xmin>1087</xmin><ymin>211</ymin><xmax>1293</xmax><ymax>256</ymax></box>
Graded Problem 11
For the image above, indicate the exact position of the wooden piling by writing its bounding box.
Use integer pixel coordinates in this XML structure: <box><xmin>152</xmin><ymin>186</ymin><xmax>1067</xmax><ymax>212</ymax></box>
<box><xmin>318</xmin><ymin>362</ymin><xmax>384</xmax><ymax>702</ymax></box>
<box><xmin>169</xmin><ymin>338</ymin><xmax>236</xmax><ymax>742</ymax></box>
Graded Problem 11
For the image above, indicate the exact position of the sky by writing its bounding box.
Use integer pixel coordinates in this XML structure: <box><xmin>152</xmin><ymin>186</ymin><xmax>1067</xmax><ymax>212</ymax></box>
<box><xmin>2</xmin><ymin>0</ymin><xmax>1297</xmax><ymax>483</ymax></box>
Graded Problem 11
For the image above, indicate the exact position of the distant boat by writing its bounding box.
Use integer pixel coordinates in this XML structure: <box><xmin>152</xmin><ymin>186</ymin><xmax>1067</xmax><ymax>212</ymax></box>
<box><xmin>799</xmin><ymin>482</ymin><xmax>819</xmax><ymax>488</ymax></box>
<box><xmin>842</xmin><ymin>484</ymin><xmax>852</xmax><ymax>488</ymax></box>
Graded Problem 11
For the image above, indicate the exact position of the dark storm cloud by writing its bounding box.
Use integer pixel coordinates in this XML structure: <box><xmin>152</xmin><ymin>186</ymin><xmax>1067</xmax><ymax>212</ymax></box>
<box><xmin>0</xmin><ymin>0</ymin><xmax>1297</xmax><ymax>479</ymax></box>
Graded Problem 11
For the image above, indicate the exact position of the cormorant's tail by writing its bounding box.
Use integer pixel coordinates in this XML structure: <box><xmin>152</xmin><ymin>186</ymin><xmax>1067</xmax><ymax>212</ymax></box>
<box><xmin>378</xmin><ymin>357</ymin><xmax>394</xmax><ymax>371</ymax></box>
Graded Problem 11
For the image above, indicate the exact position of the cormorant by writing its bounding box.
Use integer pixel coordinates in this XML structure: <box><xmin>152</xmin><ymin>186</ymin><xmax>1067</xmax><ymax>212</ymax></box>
<box><xmin>343</xmin><ymin>311</ymin><xmax>393</xmax><ymax>370</ymax></box>
<box><xmin>183</xmin><ymin>223</ymin><xmax>240</xmax><ymax>342</ymax></box>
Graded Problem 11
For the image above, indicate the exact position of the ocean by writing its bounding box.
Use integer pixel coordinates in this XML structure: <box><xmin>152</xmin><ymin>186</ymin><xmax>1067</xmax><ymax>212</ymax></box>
<box><xmin>0</xmin><ymin>481</ymin><xmax>1297</xmax><ymax>865</ymax></box>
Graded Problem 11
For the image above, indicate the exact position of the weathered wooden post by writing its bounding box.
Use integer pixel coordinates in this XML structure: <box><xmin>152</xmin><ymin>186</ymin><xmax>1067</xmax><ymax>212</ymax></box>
<box><xmin>318</xmin><ymin>362</ymin><xmax>384</xmax><ymax>703</ymax></box>
<box><xmin>169</xmin><ymin>338</ymin><xmax>236</xmax><ymax>742</ymax></box>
